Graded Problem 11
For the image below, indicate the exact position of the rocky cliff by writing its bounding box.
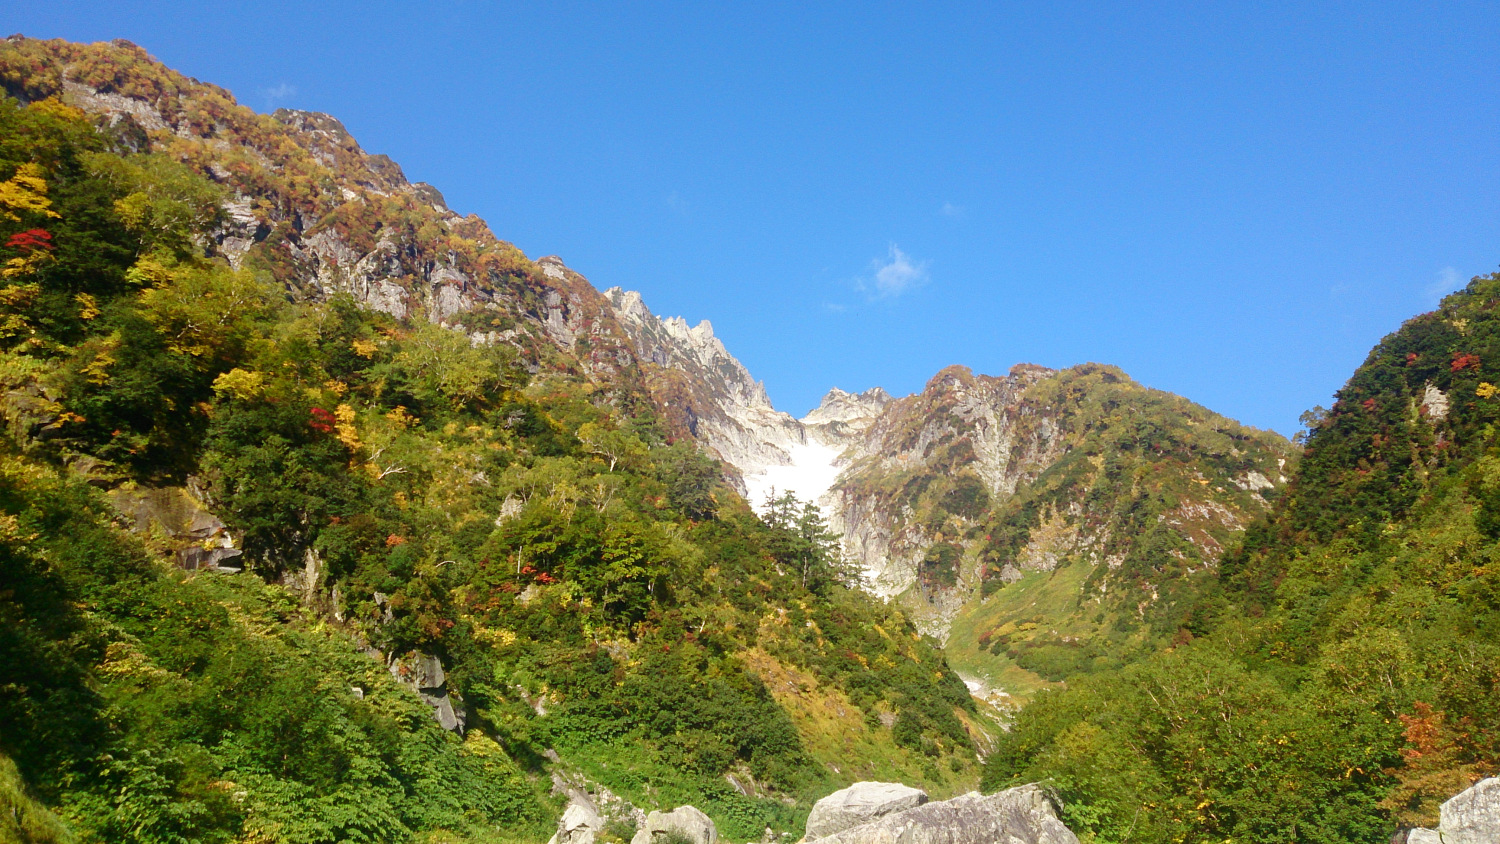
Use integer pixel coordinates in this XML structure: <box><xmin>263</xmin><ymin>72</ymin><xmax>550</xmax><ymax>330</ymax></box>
<box><xmin>832</xmin><ymin>363</ymin><xmax>1295</xmax><ymax>697</ymax></box>
<box><xmin>598</xmin><ymin>280</ymin><xmax>1295</xmax><ymax>671</ymax></box>
<box><xmin>825</xmin><ymin>365</ymin><xmax>1065</xmax><ymax>602</ymax></box>
<box><xmin>0</xmin><ymin>36</ymin><xmax>643</xmax><ymax>388</ymax></box>
<box><xmin>604</xmin><ymin>287</ymin><xmax>804</xmax><ymax>492</ymax></box>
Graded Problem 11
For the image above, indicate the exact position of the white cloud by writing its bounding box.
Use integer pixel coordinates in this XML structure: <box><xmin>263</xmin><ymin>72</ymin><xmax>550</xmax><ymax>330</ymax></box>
<box><xmin>863</xmin><ymin>244</ymin><xmax>928</xmax><ymax>299</ymax></box>
<box><xmin>940</xmin><ymin>201</ymin><xmax>964</xmax><ymax>218</ymax></box>
<box><xmin>260</xmin><ymin>83</ymin><xmax>297</xmax><ymax>109</ymax></box>
<box><xmin>1425</xmin><ymin>266</ymin><xmax>1465</xmax><ymax>308</ymax></box>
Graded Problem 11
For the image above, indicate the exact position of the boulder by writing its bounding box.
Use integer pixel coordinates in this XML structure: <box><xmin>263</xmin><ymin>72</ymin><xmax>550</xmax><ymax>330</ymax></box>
<box><xmin>806</xmin><ymin>782</ymin><xmax>929</xmax><ymax>840</ymax></box>
<box><xmin>547</xmin><ymin>801</ymin><xmax>603</xmax><ymax>844</ymax></box>
<box><xmin>816</xmin><ymin>784</ymin><xmax>1077</xmax><ymax>844</ymax></box>
<box><xmin>630</xmin><ymin>806</ymin><xmax>717</xmax><ymax>844</ymax></box>
<box><xmin>1406</xmin><ymin>777</ymin><xmax>1500</xmax><ymax>844</ymax></box>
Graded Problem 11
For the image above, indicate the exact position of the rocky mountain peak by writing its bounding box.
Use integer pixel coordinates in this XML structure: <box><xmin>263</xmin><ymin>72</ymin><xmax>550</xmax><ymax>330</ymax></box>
<box><xmin>926</xmin><ymin>364</ymin><xmax>979</xmax><ymax>389</ymax></box>
<box><xmin>803</xmin><ymin>386</ymin><xmax>893</xmax><ymax>428</ymax></box>
<box><xmin>601</xmin><ymin>287</ymin><xmax>803</xmax><ymax>489</ymax></box>
<box><xmin>270</xmin><ymin>108</ymin><xmax>410</xmax><ymax>195</ymax></box>
<box><xmin>603</xmin><ymin>287</ymin><xmax>770</xmax><ymax>409</ymax></box>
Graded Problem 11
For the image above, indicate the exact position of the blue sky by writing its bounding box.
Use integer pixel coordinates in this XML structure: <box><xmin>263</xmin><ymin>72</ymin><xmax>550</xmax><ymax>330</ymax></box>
<box><xmin>14</xmin><ymin>2</ymin><xmax>1500</xmax><ymax>435</ymax></box>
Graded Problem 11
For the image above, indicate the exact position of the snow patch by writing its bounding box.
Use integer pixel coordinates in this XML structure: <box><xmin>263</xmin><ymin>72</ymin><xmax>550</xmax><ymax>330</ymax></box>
<box><xmin>742</xmin><ymin>440</ymin><xmax>844</xmax><ymax>514</ymax></box>
<box><xmin>958</xmin><ymin>672</ymin><xmax>1012</xmax><ymax>708</ymax></box>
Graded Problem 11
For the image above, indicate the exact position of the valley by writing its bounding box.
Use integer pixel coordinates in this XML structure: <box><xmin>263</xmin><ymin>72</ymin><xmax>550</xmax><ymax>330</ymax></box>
<box><xmin>0</xmin><ymin>33</ymin><xmax>1496</xmax><ymax>844</ymax></box>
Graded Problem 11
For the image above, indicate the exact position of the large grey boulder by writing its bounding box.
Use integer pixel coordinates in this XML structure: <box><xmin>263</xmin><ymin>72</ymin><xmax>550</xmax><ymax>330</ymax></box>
<box><xmin>1406</xmin><ymin>777</ymin><xmax>1500</xmax><ymax>844</ymax></box>
<box><xmin>548</xmin><ymin>802</ymin><xmax>603</xmax><ymax>844</ymax></box>
<box><xmin>817</xmin><ymin>785</ymin><xmax>1077</xmax><ymax>844</ymax></box>
<box><xmin>630</xmin><ymin>806</ymin><xmax>717</xmax><ymax>844</ymax></box>
<box><xmin>807</xmin><ymin>782</ymin><xmax>929</xmax><ymax>840</ymax></box>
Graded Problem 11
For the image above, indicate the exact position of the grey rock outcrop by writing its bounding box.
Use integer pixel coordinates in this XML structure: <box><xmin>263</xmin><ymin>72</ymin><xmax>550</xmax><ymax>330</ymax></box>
<box><xmin>806</xmin><ymin>782</ymin><xmax>928</xmax><ymax>840</ymax></box>
<box><xmin>108</xmin><ymin>485</ymin><xmax>243</xmax><ymax>571</ymax></box>
<box><xmin>604</xmin><ymin>287</ymin><xmax>806</xmax><ymax>494</ymax></box>
<box><xmin>816</xmin><ymin>785</ymin><xmax>1076</xmax><ymax>844</ymax></box>
<box><xmin>387</xmin><ymin>651</ymin><xmax>466</xmax><ymax>732</ymax></box>
<box><xmin>1406</xmin><ymin>777</ymin><xmax>1500</xmax><ymax>844</ymax></box>
<box><xmin>630</xmin><ymin>806</ymin><xmax>717</xmax><ymax>844</ymax></box>
<box><xmin>549</xmin><ymin>763</ymin><xmax>646</xmax><ymax>839</ymax></box>
<box><xmin>803</xmin><ymin>387</ymin><xmax>892</xmax><ymax>439</ymax></box>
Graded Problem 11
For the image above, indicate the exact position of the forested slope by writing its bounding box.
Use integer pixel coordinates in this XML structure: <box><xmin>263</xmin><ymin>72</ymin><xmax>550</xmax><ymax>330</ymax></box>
<box><xmin>984</xmin><ymin>277</ymin><xmax>1500</xmax><ymax>843</ymax></box>
<box><xmin>0</xmin><ymin>38</ymin><xmax>981</xmax><ymax>844</ymax></box>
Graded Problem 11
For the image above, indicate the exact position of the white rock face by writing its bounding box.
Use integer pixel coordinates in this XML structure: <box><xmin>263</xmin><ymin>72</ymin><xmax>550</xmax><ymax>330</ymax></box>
<box><xmin>547</xmin><ymin>802</ymin><xmax>602</xmax><ymax>844</ymax></box>
<box><xmin>806</xmin><ymin>782</ymin><xmax>929</xmax><ymax>840</ymax></box>
<box><xmin>604</xmin><ymin>287</ymin><xmax>809</xmax><ymax>503</ymax></box>
<box><xmin>814</xmin><ymin>785</ymin><xmax>1077</xmax><ymax>844</ymax></box>
<box><xmin>1423</xmin><ymin>383</ymin><xmax>1451</xmax><ymax>422</ymax></box>
<box><xmin>630</xmin><ymin>806</ymin><xmax>717</xmax><ymax>844</ymax></box>
<box><xmin>824</xmin><ymin>366</ymin><xmax>1064</xmax><ymax>607</ymax></box>
<box><xmin>805</xmin><ymin>387</ymin><xmax>894</xmax><ymax>433</ymax></box>
<box><xmin>1408</xmin><ymin>777</ymin><xmax>1500</xmax><ymax>844</ymax></box>
<box><xmin>600</xmin><ymin>288</ymin><xmax>1053</xmax><ymax>606</ymax></box>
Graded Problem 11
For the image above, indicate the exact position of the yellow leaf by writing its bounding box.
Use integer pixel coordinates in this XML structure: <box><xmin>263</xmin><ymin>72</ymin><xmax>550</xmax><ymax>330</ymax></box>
<box><xmin>0</xmin><ymin>164</ymin><xmax>59</xmax><ymax>221</ymax></box>
<box><xmin>76</xmin><ymin>293</ymin><xmax>100</xmax><ymax>321</ymax></box>
<box><xmin>211</xmin><ymin>368</ymin><xmax>265</xmax><ymax>401</ymax></box>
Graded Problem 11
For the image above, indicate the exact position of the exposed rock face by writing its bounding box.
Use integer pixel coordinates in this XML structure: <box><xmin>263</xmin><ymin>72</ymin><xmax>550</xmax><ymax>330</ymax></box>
<box><xmin>548</xmin><ymin>759</ymin><xmax>646</xmax><ymax>843</ymax></box>
<box><xmin>804</xmin><ymin>387</ymin><xmax>893</xmax><ymax>442</ymax></box>
<box><xmin>828</xmin><ymin>363</ymin><xmax>1294</xmax><ymax>640</ymax></box>
<box><xmin>605</xmin><ymin>287</ymin><xmax>806</xmax><ymax>492</ymax></box>
<box><xmin>1407</xmin><ymin>777</ymin><xmax>1500</xmax><ymax>844</ymax></box>
<box><xmin>826</xmin><ymin>365</ymin><xmax>1062</xmax><ymax>603</ymax></box>
<box><xmin>630</xmin><ymin>806</ymin><xmax>717</xmax><ymax>844</ymax></box>
<box><xmin>108</xmin><ymin>485</ymin><xmax>243</xmax><ymax>571</ymax></box>
<box><xmin>592</xmin><ymin>292</ymin><xmax>1295</xmax><ymax>648</ymax></box>
<box><xmin>4</xmin><ymin>38</ymin><xmax>643</xmax><ymax>386</ymax></box>
<box><xmin>815</xmin><ymin>785</ymin><xmax>1077</xmax><ymax>844</ymax></box>
<box><xmin>806</xmin><ymin>782</ymin><xmax>929</xmax><ymax>840</ymax></box>
<box><xmin>387</xmin><ymin>651</ymin><xmax>466</xmax><ymax>732</ymax></box>
<box><xmin>1422</xmin><ymin>383</ymin><xmax>1451</xmax><ymax>422</ymax></box>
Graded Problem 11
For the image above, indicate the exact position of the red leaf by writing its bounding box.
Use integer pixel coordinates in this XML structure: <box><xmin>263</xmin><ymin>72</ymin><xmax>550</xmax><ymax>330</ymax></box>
<box><xmin>5</xmin><ymin>228</ymin><xmax>53</xmax><ymax>253</ymax></box>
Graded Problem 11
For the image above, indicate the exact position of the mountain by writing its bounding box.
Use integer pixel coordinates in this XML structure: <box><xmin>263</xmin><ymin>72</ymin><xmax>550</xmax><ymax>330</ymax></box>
<box><xmin>601</xmin><ymin>296</ymin><xmax>1294</xmax><ymax>696</ymax></box>
<box><xmin>6</xmin><ymin>34</ymin><xmax>1293</xmax><ymax>696</ymax></box>
<box><xmin>829</xmin><ymin>362</ymin><xmax>1294</xmax><ymax>696</ymax></box>
<box><xmin>4</xmin><ymin>33</ymin><xmax>1487</xmax><ymax>844</ymax></box>
<box><xmin>2</xmin><ymin>36</ymin><xmax>648</xmax><ymax>390</ymax></box>
<box><xmin>982</xmin><ymin>276</ymin><xmax>1500</xmax><ymax>842</ymax></box>
<box><xmin>603</xmin><ymin>286</ymin><xmax>804</xmax><ymax>489</ymax></box>
<box><xmin>0</xmin><ymin>36</ymin><xmax>989</xmax><ymax>844</ymax></box>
